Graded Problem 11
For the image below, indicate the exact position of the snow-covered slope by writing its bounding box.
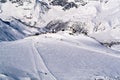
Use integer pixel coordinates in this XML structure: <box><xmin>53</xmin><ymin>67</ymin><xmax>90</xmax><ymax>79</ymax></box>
<box><xmin>0</xmin><ymin>35</ymin><xmax>57</xmax><ymax>80</ymax></box>
<box><xmin>1</xmin><ymin>33</ymin><xmax>120</xmax><ymax>80</ymax></box>
<box><xmin>0</xmin><ymin>18</ymin><xmax>39</xmax><ymax>41</ymax></box>
<box><xmin>1</xmin><ymin>0</ymin><xmax>120</xmax><ymax>80</ymax></box>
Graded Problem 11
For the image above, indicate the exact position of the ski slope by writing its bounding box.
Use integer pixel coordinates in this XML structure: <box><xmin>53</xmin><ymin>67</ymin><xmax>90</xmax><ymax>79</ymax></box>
<box><xmin>0</xmin><ymin>37</ymin><xmax>57</xmax><ymax>80</ymax></box>
<box><xmin>0</xmin><ymin>33</ymin><xmax>120</xmax><ymax>80</ymax></box>
<box><xmin>0</xmin><ymin>0</ymin><xmax>120</xmax><ymax>80</ymax></box>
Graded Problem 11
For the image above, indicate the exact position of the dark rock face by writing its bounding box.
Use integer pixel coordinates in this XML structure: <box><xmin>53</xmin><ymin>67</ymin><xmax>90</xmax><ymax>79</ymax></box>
<box><xmin>101</xmin><ymin>42</ymin><xmax>120</xmax><ymax>47</ymax></box>
<box><xmin>9</xmin><ymin>0</ymin><xmax>31</xmax><ymax>6</ymax></box>
<box><xmin>0</xmin><ymin>0</ymin><xmax>7</xmax><ymax>3</ymax></box>
<box><xmin>63</xmin><ymin>2</ymin><xmax>78</xmax><ymax>10</ymax></box>
<box><xmin>50</xmin><ymin>0</ymin><xmax>68</xmax><ymax>6</ymax></box>
<box><xmin>50</xmin><ymin>0</ymin><xmax>87</xmax><ymax>10</ymax></box>
<box><xmin>34</xmin><ymin>0</ymin><xmax>50</xmax><ymax>14</ymax></box>
<box><xmin>40</xmin><ymin>1</ymin><xmax>51</xmax><ymax>11</ymax></box>
<box><xmin>44</xmin><ymin>20</ymin><xmax>69</xmax><ymax>33</ymax></box>
<box><xmin>44</xmin><ymin>20</ymin><xmax>88</xmax><ymax>35</ymax></box>
<box><xmin>50</xmin><ymin>0</ymin><xmax>78</xmax><ymax>10</ymax></box>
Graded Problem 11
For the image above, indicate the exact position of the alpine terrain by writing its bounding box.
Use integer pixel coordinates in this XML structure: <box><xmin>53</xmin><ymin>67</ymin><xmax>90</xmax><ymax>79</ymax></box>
<box><xmin>0</xmin><ymin>0</ymin><xmax>120</xmax><ymax>80</ymax></box>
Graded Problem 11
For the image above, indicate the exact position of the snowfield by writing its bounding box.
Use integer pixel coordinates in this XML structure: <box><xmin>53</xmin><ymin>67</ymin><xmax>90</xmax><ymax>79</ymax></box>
<box><xmin>0</xmin><ymin>0</ymin><xmax>120</xmax><ymax>80</ymax></box>
<box><xmin>0</xmin><ymin>33</ymin><xmax>120</xmax><ymax>80</ymax></box>
<box><xmin>0</xmin><ymin>0</ymin><xmax>120</xmax><ymax>43</ymax></box>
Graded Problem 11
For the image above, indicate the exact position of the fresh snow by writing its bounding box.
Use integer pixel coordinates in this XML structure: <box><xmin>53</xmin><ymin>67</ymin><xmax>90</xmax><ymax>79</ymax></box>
<box><xmin>0</xmin><ymin>0</ymin><xmax>120</xmax><ymax>80</ymax></box>
<box><xmin>0</xmin><ymin>36</ymin><xmax>57</xmax><ymax>80</ymax></box>
<box><xmin>1</xmin><ymin>33</ymin><xmax>120</xmax><ymax>80</ymax></box>
<box><xmin>0</xmin><ymin>0</ymin><xmax>120</xmax><ymax>43</ymax></box>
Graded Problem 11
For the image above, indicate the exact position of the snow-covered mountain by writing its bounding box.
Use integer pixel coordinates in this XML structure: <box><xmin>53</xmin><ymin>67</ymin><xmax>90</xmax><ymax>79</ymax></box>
<box><xmin>1</xmin><ymin>0</ymin><xmax>120</xmax><ymax>80</ymax></box>
<box><xmin>0</xmin><ymin>0</ymin><xmax>120</xmax><ymax>43</ymax></box>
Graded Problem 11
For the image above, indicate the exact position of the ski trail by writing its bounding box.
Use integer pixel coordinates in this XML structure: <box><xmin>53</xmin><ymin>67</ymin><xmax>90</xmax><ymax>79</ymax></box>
<box><xmin>31</xmin><ymin>39</ymin><xmax>57</xmax><ymax>80</ymax></box>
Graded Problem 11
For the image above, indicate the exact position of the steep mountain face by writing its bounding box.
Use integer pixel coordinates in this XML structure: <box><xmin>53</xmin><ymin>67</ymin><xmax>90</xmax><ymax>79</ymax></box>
<box><xmin>0</xmin><ymin>0</ymin><xmax>87</xmax><ymax>27</ymax></box>
<box><xmin>0</xmin><ymin>18</ymin><xmax>39</xmax><ymax>41</ymax></box>
<box><xmin>0</xmin><ymin>0</ymin><xmax>120</xmax><ymax>43</ymax></box>
<box><xmin>50</xmin><ymin>0</ymin><xmax>78</xmax><ymax>10</ymax></box>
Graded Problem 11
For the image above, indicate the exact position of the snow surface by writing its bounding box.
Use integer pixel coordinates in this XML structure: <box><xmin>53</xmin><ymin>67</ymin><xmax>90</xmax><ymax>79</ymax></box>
<box><xmin>1</xmin><ymin>33</ymin><xmax>120</xmax><ymax>80</ymax></box>
<box><xmin>0</xmin><ymin>0</ymin><xmax>120</xmax><ymax>80</ymax></box>
<box><xmin>0</xmin><ymin>36</ymin><xmax>57</xmax><ymax>80</ymax></box>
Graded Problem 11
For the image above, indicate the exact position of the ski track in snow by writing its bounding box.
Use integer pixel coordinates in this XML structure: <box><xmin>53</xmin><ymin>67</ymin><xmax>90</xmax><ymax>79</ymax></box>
<box><xmin>32</xmin><ymin>36</ymin><xmax>119</xmax><ymax>79</ymax></box>
<box><xmin>31</xmin><ymin>38</ymin><xmax>57</xmax><ymax>80</ymax></box>
<box><xmin>1</xmin><ymin>0</ymin><xmax>120</xmax><ymax>80</ymax></box>
<box><xmin>29</xmin><ymin>34</ymin><xmax>120</xmax><ymax>80</ymax></box>
<box><xmin>1</xmin><ymin>33</ymin><xmax>120</xmax><ymax>80</ymax></box>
